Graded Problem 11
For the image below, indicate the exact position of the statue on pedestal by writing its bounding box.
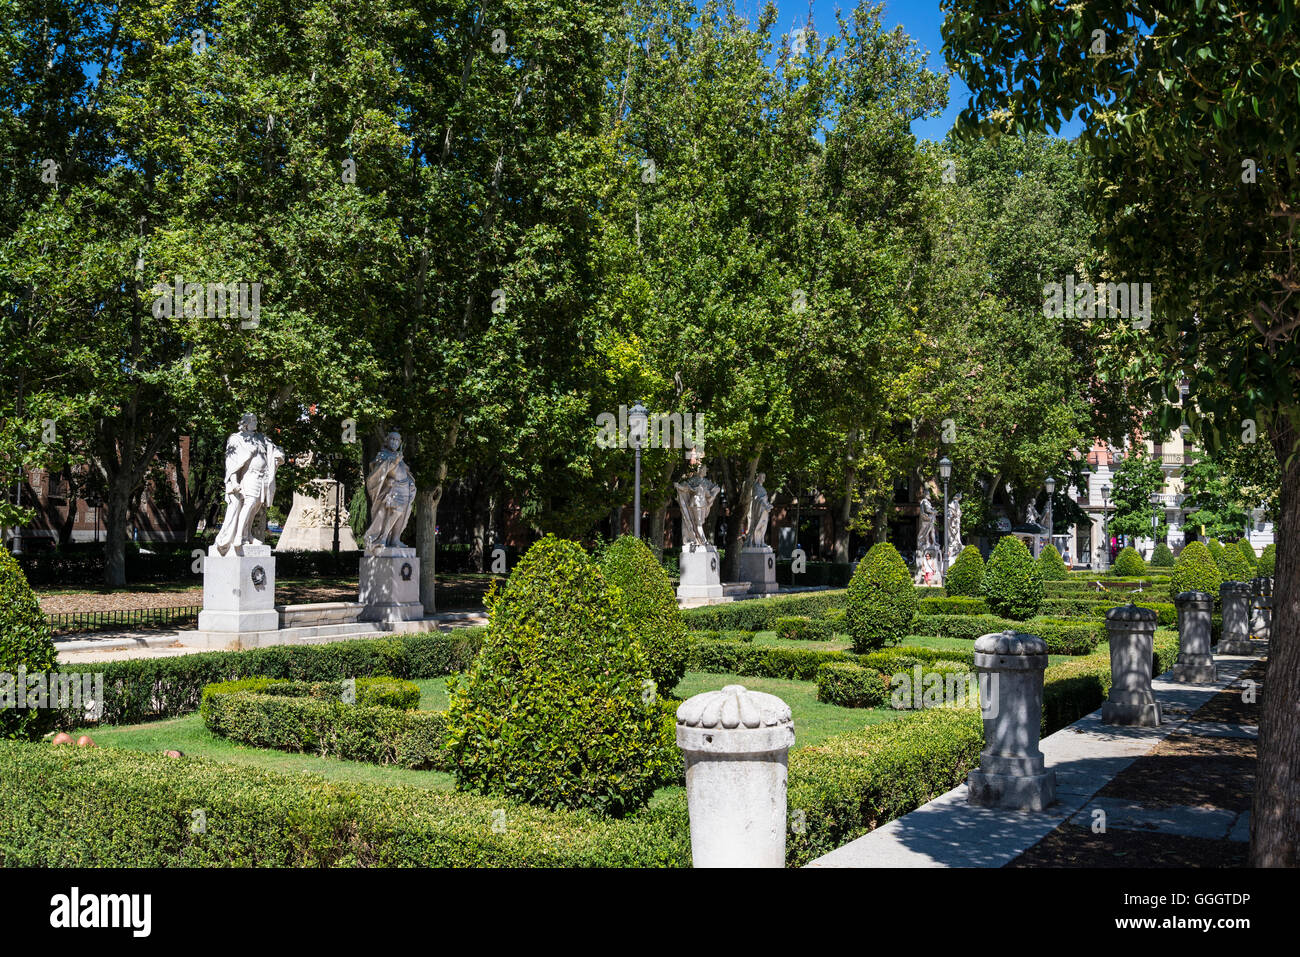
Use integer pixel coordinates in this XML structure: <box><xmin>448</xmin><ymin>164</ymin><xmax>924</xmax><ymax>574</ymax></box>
<box><xmin>675</xmin><ymin>464</ymin><xmax>721</xmax><ymax>549</ymax></box>
<box><xmin>946</xmin><ymin>492</ymin><xmax>963</xmax><ymax>560</ymax></box>
<box><xmin>214</xmin><ymin>413</ymin><xmax>285</xmax><ymax>555</ymax></box>
<box><xmin>362</xmin><ymin>431</ymin><xmax>417</xmax><ymax>553</ymax></box>
<box><xmin>746</xmin><ymin>472</ymin><xmax>773</xmax><ymax>547</ymax></box>
<box><xmin>917</xmin><ymin>491</ymin><xmax>938</xmax><ymax>552</ymax></box>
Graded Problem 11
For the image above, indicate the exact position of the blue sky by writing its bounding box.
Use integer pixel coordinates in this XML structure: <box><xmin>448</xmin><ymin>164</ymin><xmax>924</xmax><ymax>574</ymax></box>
<box><xmin>760</xmin><ymin>0</ymin><xmax>1085</xmax><ymax>143</ymax></box>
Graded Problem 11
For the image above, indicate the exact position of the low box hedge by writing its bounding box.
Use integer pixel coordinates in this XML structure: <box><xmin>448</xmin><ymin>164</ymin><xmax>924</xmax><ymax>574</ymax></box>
<box><xmin>681</xmin><ymin>590</ymin><xmax>848</xmax><ymax>632</ymax></box>
<box><xmin>56</xmin><ymin>629</ymin><xmax>483</xmax><ymax>727</ymax></box>
<box><xmin>917</xmin><ymin>596</ymin><xmax>989</xmax><ymax>616</ymax></box>
<box><xmin>815</xmin><ymin>662</ymin><xmax>888</xmax><ymax>708</ymax></box>
<box><xmin>687</xmin><ymin>637</ymin><xmax>978</xmax><ymax>682</ymax></box>
<box><xmin>691</xmin><ymin>629</ymin><xmax>756</xmax><ymax>643</ymax></box>
<box><xmin>775</xmin><ymin>616</ymin><xmax>837</xmax><ymax>642</ymax></box>
<box><xmin>912</xmin><ymin>614</ymin><xmax>1102</xmax><ymax>655</ymax></box>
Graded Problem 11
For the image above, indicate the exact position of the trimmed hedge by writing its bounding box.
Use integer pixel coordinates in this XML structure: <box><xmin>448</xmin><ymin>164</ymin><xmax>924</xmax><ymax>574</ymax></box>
<box><xmin>1218</xmin><ymin>544</ymin><xmax>1253</xmax><ymax>583</ymax></box>
<box><xmin>692</xmin><ymin>629</ymin><xmax>756</xmax><ymax>643</ymax></box>
<box><xmin>56</xmin><ymin>630</ymin><xmax>483</xmax><ymax>728</ymax></box>
<box><xmin>202</xmin><ymin>676</ymin><xmax>422</xmax><ymax>710</ymax></box>
<box><xmin>599</xmin><ymin>535</ymin><xmax>691</xmax><ymax>694</ymax></box>
<box><xmin>775</xmin><ymin>616</ymin><xmax>837</xmax><ymax>642</ymax></box>
<box><xmin>918</xmin><ymin>596</ymin><xmax>988</xmax><ymax>616</ymax></box>
<box><xmin>686</xmin><ymin>638</ymin><xmax>976</xmax><ymax>682</ymax></box>
<box><xmin>1258</xmin><ymin>543</ymin><xmax>1276</xmax><ymax>577</ymax></box>
<box><xmin>981</xmin><ymin>536</ymin><xmax>1044</xmax><ymax>620</ymax></box>
<box><xmin>1036</xmin><ymin>544</ymin><xmax>1069</xmax><ymax>580</ymax></box>
<box><xmin>816</xmin><ymin>663</ymin><xmax>887</xmax><ymax>708</ymax></box>
<box><xmin>0</xmin><ymin>546</ymin><xmax>58</xmax><ymax>741</ymax></box>
<box><xmin>913</xmin><ymin>613</ymin><xmax>1102</xmax><ymax>655</ymax></box>
<box><xmin>1150</xmin><ymin>543</ymin><xmax>1175</xmax><ymax>567</ymax></box>
<box><xmin>1111</xmin><ymin>547</ymin><xmax>1146</xmax><ymax>577</ymax></box>
<box><xmin>884</xmin><ymin>660</ymin><xmax>978</xmax><ymax>711</ymax></box>
<box><xmin>1040</xmin><ymin>629</ymin><xmax>1180</xmax><ymax>734</ymax></box>
<box><xmin>1036</xmin><ymin>596</ymin><xmax>1178</xmax><ymax>627</ymax></box>
<box><xmin>1169</xmin><ymin>541</ymin><xmax>1222</xmax><ymax>602</ymax></box>
<box><xmin>681</xmin><ymin>590</ymin><xmax>848</xmax><ymax>632</ymax></box>
<box><xmin>944</xmin><ymin>546</ymin><xmax>985</xmax><ymax>597</ymax></box>
<box><xmin>845</xmin><ymin>543</ymin><xmax>917</xmax><ymax>652</ymax></box>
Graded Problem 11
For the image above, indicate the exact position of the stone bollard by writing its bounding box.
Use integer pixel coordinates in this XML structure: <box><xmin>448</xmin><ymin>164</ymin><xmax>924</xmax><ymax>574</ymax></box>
<box><xmin>1102</xmin><ymin>604</ymin><xmax>1161</xmax><ymax>727</ymax></box>
<box><xmin>1250</xmin><ymin>577</ymin><xmax>1273</xmax><ymax>641</ymax></box>
<box><xmin>967</xmin><ymin>631</ymin><xmax>1056</xmax><ymax>811</ymax></box>
<box><xmin>1218</xmin><ymin>581</ymin><xmax>1254</xmax><ymax>655</ymax></box>
<box><xmin>1172</xmin><ymin>591</ymin><xmax>1217</xmax><ymax>684</ymax></box>
<box><xmin>676</xmin><ymin>684</ymin><xmax>794</xmax><ymax>867</ymax></box>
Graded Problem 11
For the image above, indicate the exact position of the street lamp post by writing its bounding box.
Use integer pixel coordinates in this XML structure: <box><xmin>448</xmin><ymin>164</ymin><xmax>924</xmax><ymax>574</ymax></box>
<box><xmin>1149</xmin><ymin>491</ymin><xmax>1162</xmax><ymax>553</ymax></box>
<box><xmin>1044</xmin><ymin>476</ymin><xmax>1055</xmax><ymax>557</ymax></box>
<box><xmin>1101</xmin><ymin>484</ymin><xmax>1111</xmax><ymax>571</ymax></box>
<box><xmin>629</xmin><ymin>401</ymin><xmax>648</xmax><ymax>539</ymax></box>
<box><xmin>939</xmin><ymin>456</ymin><xmax>952</xmax><ymax>579</ymax></box>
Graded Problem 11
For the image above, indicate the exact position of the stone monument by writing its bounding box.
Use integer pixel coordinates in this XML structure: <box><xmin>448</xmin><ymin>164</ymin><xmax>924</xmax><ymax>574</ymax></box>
<box><xmin>1217</xmin><ymin>580</ymin><xmax>1254</xmax><ymax>654</ymax></box>
<box><xmin>675</xmin><ymin>463</ymin><xmax>724</xmax><ymax>603</ymax></box>
<box><xmin>199</xmin><ymin>413</ymin><xmax>286</xmax><ymax>633</ymax></box>
<box><xmin>915</xmin><ymin>490</ymin><xmax>942</xmax><ymax>584</ymax></box>
<box><xmin>1101</xmin><ymin>604</ymin><xmax>1161</xmax><ymax>726</ymax></box>
<box><xmin>738</xmin><ymin>472</ymin><xmax>777</xmax><ymax>595</ymax></box>
<box><xmin>276</xmin><ymin>478</ymin><xmax>358</xmax><ymax>552</ymax></box>
<box><xmin>1171</xmin><ymin>590</ymin><xmax>1217</xmax><ymax>684</ymax></box>
<box><xmin>946</xmin><ymin>492</ymin><xmax>963</xmax><ymax>565</ymax></box>
<box><xmin>676</xmin><ymin>684</ymin><xmax>794</xmax><ymax>867</ymax></box>
<box><xmin>359</xmin><ymin>432</ymin><xmax>423</xmax><ymax>622</ymax></box>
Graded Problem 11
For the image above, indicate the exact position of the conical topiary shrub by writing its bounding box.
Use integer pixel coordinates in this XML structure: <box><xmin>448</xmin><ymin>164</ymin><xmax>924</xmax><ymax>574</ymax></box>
<box><xmin>1237</xmin><ymin>538</ymin><xmax>1258</xmax><ymax>570</ymax></box>
<box><xmin>445</xmin><ymin>535</ymin><xmax>673</xmax><ymax>816</ymax></box>
<box><xmin>981</xmin><ymin>536</ymin><xmax>1044</xmax><ymax>620</ymax></box>
<box><xmin>1218</xmin><ymin>544</ymin><xmax>1253</xmax><ymax>583</ymax></box>
<box><xmin>598</xmin><ymin>535</ymin><xmax>690</xmax><ymax>695</ymax></box>
<box><xmin>1206</xmin><ymin>538</ymin><xmax>1225</xmax><ymax>570</ymax></box>
<box><xmin>1169</xmin><ymin>540</ymin><xmax>1222</xmax><ymax>601</ymax></box>
<box><xmin>1036</xmin><ymin>544</ymin><xmax>1069</xmax><ymax>580</ymax></box>
<box><xmin>0</xmin><ymin>546</ymin><xmax>58</xmax><ymax>740</ymax></box>
<box><xmin>945</xmin><ymin>545</ymin><xmax>985</xmax><ymax>597</ymax></box>
<box><xmin>1258</xmin><ymin>543</ymin><xmax>1276</xmax><ymax>577</ymax></box>
<box><xmin>1150</xmin><ymin>543</ymin><xmax>1175</xmax><ymax>567</ymax></box>
<box><xmin>1111</xmin><ymin>546</ymin><xmax>1147</xmax><ymax>577</ymax></box>
<box><xmin>846</xmin><ymin>542</ymin><xmax>918</xmax><ymax>652</ymax></box>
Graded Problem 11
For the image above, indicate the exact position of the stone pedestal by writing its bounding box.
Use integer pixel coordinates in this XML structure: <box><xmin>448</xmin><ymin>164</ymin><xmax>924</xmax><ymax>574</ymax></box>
<box><xmin>197</xmin><ymin>545</ymin><xmax>278</xmax><ymax>633</ymax></box>
<box><xmin>676</xmin><ymin>685</ymin><xmax>794</xmax><ymax>868</ymax></box>
<box><xmin>967</xmin><ymin>631</ymin><xmax>1057</xmax><ymax>811</ymax></box>
<box><xmin>1250</xmin><ymin>577</ymin><xmax>1273</xmax><ymax>641</ymax></box>
<box><xmin>1172</xmin><ymin>591</ymin><xmax>1217</xmax><ymax>684</ymax></box>
<box><xmin>1101</xmin><ymin>604</ymin><xmax>1161</xmax><ymax>727</ymax></box>
<box><xmin>676</xmin><ymin>545</ymin><xmax>724</xmax><ymax>602</ymax></box>
<box><xmin>1218</xmin><ymin>580</ymin><xmax>1254</xmax><ymax>654</ymax></box>
<box><xmin>738</xmin><ymin>545</ymin><xmax>778</xmax><ymax>596</ymax></box>
<box><xmin>359</xmin><ymin>547</ymin><xmax>424</xmax><ymax>622</ymax></box>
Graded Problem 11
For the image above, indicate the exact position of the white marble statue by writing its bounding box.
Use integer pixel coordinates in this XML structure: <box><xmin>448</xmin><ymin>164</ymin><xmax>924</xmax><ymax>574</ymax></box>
<box><xmin>746</xmin><ymin>472</ymin><xmax>773</xmax><ymax>547</ymax></box>
<box><xmin>917</xmin><ymin>491</ymin><xmax>938</xmax><ymax>551</ymax></box>
<box><xmin>675</xmin><ymin>464</ymin><xmax>722</xmax><ymax>548</ymax></box>
<box><xmin>946</xmin><ymin>492</ymin><xmax>963</xmax><ymax>558</ymax></box>
<box><xmin>1026</xmin><ymin>502</ymin><xmax>1042</xmax><ymax>529</ymax></box>
<box><xmin>214</xmin><ymin>413</ymin><xmax>285</xmax><ymax>555</ymax></box>
<box><xmin>362</xmin><ymin>431</ymin><xmax>417</xmax><ymax>553</ymax></box>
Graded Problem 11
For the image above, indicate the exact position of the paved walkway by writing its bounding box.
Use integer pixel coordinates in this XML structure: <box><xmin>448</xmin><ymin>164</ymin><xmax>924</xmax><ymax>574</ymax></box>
<box><xmin>809</xmin><ymin>645</ymin><xmax>1266</xmax><ymax>868</ymax></box>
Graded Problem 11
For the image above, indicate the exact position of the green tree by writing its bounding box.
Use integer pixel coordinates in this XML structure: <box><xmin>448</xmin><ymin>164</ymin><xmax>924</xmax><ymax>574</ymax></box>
<box><xmin>981</xmin><ymin>535</ymin><xmax>1044</xmax><ymax>620</ymax></box>
<box><xmin>1108</xmin><ymin>451</ymin><xmax>1165</xmax><ymax>541</ymax></box>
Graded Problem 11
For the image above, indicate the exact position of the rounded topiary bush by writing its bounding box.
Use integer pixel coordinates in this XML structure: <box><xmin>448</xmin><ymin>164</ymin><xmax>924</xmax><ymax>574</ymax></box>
<box><xmin>980</xmin><ymin>536</ymin><xmax>1044</xmax><ymax>620</ymax></box>
<box><xmin>0</xmin><ymin>546</ymin><xmax>58</xmax><ymax>740</ymax></box>
<box><xmin>845</xmin><ymin>542</ymin><xmax>918</xmax><ymax>652</ymax></box>
<box><xmin>1237</xmin><ymin>538</ymin><xmax>1258</xmax><ymax>570</ymax></box>
<box><xmin>1258</xmin><ymin>543</ymin><xmax>1276</xmax><ymax>577</ymax></box>
<box><xmin>1036</xmin><ymin>544</ymin><xmax>1069</xmax><ymax>580</ymax></box>
<box><xmin>445</xmin><ymin>535</ymin><xmax>673</xmax><ymax>816</ymax></box>
<box><xmin>1206</xmin><ymin>538</ymin><xmax>1225</xmax><ymax>569</ymax></box>
<box><xmin>1218</xmin><ymin>544</ymin><xmax>1253</xmax><ymax>583</ymax></box>
<box><xmin>1111</xmin><ymin>546</ymin><xmax>1147</xmax><ymax>577</ymax></box>
<box><xmin>598</xmin><ymin>535</ymin><xmax>690</xmax><ymax>695</ymax></box>
<box><xmin>1168</xmin><ymin>541</ymin><xmax>1222</xmax><ymax>601</ymax></box>
<box><xmin>1150</xmin><ymin>542</ymin><xmax>1175</xmax><ymax>567</ymax></box>
<box><xmin>945</xmin><ymin>545</ymin><xmax>985</xmax><ymax>597</ymax></box>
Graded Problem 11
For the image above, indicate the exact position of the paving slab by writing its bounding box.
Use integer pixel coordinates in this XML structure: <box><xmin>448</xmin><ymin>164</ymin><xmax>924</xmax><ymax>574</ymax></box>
<box><xmin>808</xmin><ymin>654</ymin><xmax>1259</xmax><ymax>868</ymax></box>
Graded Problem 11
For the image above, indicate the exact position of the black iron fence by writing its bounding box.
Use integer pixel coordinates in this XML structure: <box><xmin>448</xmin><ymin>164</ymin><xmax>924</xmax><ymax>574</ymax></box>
<box><xmin>47</xmin><ymin>605</ymin><xmax>201</xmax><ymax>636</ymax></box>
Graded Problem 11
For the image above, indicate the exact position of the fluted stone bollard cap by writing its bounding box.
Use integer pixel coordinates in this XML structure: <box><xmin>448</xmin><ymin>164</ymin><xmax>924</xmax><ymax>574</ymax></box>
<box><xmin>1106</xmin><ymin>603</ymin><xmax>1157</xmax><ymax>622</ymax></box>
<box><xmin>1174</xmin><ymin>590</ymin><xmax>1214</xmax><ymax>606</ymax></box>
<box><xmin>974</xmin><ymin>630</ymin><xmax>1048</xmax><ymax>671</ymax></box>
<box><xmin>1220</xmin><ymin>580</ymin><xmax>1251</xmax><ymax>596</ymax></box>
<box><xmin>677</xmin><ymin>685</ymin><xmax>794</xmax><ymax>754</ymax></box>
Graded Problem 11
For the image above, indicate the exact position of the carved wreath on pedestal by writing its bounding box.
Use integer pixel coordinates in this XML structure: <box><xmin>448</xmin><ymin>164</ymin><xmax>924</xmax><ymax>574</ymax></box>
<box><xmin>710</xmin><ymin>556</ymin><xmax>718</xmax><ymax>572</ymax></box>
<box><xmin>400</xmin><ymin>562</ymin><xmax>413</xmax><ymax>582</ymax></box>
<box><xmin>767</xmin><ymin>555</ymin><xmax>774</xmax><ymax>570</ymax></box>
<box><xmin>250</xmin><ymin>565</ymin><xmax>267</xmax><ymax>589</ymax></box>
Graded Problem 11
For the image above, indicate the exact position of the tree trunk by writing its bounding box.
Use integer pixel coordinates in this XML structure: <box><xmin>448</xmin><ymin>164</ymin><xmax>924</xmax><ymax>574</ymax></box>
<box><xmin>1251</xmin><ymin>419</ymin><xmax>1300</xmax><ymax>866</ymax></box>
<box><xmin>833</xmin><ymin>479</ymin><xmax>855</xmax><ymax>563</ymax></box>
<box><xmin>102</xmin><ymin>478</ymin><xmax>130</xmax><ymax>586</ymax></box>
<box><xmin>417</xmin><ymin>486</ymin><xmax>442</xmax><ymax>615</ymax></box>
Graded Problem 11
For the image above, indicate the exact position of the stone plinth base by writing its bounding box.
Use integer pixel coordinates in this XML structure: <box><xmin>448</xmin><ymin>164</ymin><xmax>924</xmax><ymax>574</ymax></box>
<box><xmin>677</xmin><ymin>545</ymin><xmax>724</xmax><ymax>602</ymax></box>
<box><xmin>967</xmin><ymin>769</ymin><xmax>1057</xmax><ymax>811</ymax></box>
<box><xmin>1218</xmin><ymin>638</ymin><xmax>1260</xmax><ymax>655</ymax></box>
<box><xmin>197</xmin><ymin>545</ymin><xmax>278</xmax><ymax>633</ymax></box>
<box><xmin>738</xmin><ymin>546</ymin><xmax>778</xmax><ymax>595</ymax></box>
<box><xmin>1102</xmin><ymin>699</ymin><xmax>1162</xmax><ymax>727</ymax></box>
<box><xmin>1171</xmin><ymin>655</ymin><xmax>1218</xmax><ymax>684</ymax></box>
<box><xmin>360</xmin><ymin>548</ymin><xmax>424</xmax><ymax>622</ymax></box>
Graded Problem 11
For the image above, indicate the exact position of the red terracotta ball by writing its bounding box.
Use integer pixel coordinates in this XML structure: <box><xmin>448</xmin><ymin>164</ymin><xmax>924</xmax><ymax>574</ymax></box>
<box><xmin>51</xmin><ymin>732</ymin><xmax>74</xmax><ymax>746</ymax></box>
<box><xmin>76</xmin><ymin>735</ymin><xmax>96</xmax><ymax>748</ymax></box>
